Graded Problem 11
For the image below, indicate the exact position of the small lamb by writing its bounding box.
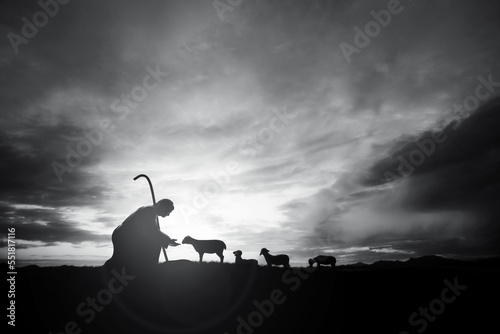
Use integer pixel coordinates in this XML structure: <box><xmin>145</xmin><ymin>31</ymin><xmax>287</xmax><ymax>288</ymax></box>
<box><xmin>182</xmin><ymin>236</ymin><xmax>226</xmax><ymax>263</ymax></box>
<box><xmin>259</xmin><ymin>248</ymin><xmax>290</xmax><ymax>268</ymax></box>
<box><xmin>233</xmin><ymin>250</ymin><xmax>258</xmax><ymax>265</ymax></box>
<box><xmin>308</xmin><ymin>255</ymin><xmax>336</xmax><ymax>268</ymax></box>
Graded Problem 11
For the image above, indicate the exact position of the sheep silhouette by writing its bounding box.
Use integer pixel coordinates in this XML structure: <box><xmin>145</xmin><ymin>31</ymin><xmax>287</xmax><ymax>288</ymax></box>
<box><xmin>260</xmin><ymin>248</ymin><xmax>290</xmax><ymax>268</ymax></box>
<box><xmin>308</xmin><ymin>255</ymin><xmax>336</xmax><ymax>268</ymax></box>
<box><xmin>182</xmin><ymin>236</ymin><xmax>226</xmax><ymax>263</ymax></box>
<box><xmin>233</xmin><ymin>250</ymin><xmax>258</xmax><ymax>265</ymax></box>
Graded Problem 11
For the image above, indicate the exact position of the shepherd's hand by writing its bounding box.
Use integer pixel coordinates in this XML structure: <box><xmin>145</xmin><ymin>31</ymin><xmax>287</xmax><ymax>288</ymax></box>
<box><xmin>169</xmin><ymin>239</ymin><xmax>180</xmax><ymax>247</ymax></box>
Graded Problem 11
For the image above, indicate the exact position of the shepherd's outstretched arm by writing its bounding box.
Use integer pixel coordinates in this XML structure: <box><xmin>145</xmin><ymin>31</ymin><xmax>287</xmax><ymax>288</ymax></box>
<box><xmin>154</xmin><ymin>230</ymin><xmax>180</xmax><ymax>247</ymax></box>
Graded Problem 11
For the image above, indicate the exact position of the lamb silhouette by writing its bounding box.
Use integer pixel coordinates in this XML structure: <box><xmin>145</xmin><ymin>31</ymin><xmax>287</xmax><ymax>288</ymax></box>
<box><xmin>308</xmin><ymin>255</ymin><xmax>336</xmax><ymax>268</ymax></box>
<box><xmin>260</xmin><ymin>248</ymin><xmax>290</xmax><ymax>268</ymax></box>
<box><xmin>233</xmin><ymin>250</ymin><xmax>258</xmax><ymax>265</ymax></box>
<box><xmin>105</xmin><ymin>199</ymin><xmax>180</xmax><ymax>273</ymax></box>
<box><xmin>182</xmin><ymin>236</ymin><xmax>226</xmax><ymax>263</ymax></box>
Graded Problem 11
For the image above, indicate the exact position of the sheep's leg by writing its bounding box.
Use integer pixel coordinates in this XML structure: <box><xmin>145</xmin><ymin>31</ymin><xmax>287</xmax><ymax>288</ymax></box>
<box><xmin>199</xmin><ymin>252</ymin><xmax>203</xmax><ymax>262</ymax></box>
<box><xmin>218</xmin><ymin>253</ymin><xmax>224</xmax><ymax>263</ymax></box>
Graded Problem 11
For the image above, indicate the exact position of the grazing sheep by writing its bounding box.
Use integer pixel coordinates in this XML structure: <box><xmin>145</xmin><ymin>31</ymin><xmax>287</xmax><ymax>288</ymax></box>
<box><xmin>259</xmin><ymin>248</ymin><xmax>290</xmax><ymax>268</ymax></box>
<box><xmin>308</xmin><ymin>255</ymin><xmax>336</xmax><ymax>268</ymax></box>
<box><xmin>233</xmin><ymin>250</ymin><xmax>258</xmax><ymax>265</ymax></box>
<box><xmin>182</xmin><ymin>236</ymin><xmax>226</xmax><ymax>263</ymax></box>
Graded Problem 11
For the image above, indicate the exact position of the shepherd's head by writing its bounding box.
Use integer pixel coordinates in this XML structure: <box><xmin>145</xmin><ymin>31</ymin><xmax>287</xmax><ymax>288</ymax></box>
<box><xmin>155</xmin><ymin>199</ymin><xmax>174</xmax><ymax>218</ymax></box>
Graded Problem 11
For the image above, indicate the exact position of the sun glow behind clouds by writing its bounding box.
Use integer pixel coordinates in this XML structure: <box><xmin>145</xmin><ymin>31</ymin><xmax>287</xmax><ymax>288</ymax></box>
<box><xmin>1</xmin><ymin>0</ymin><xmax>499</xmax><ymax>267</ymax></box>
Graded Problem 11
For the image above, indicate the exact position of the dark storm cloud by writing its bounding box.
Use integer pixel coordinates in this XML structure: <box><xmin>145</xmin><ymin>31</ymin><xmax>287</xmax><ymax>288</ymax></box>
<box><xmin>0</xmin><ymin>240</ymin><xmax>34</xmax><ymax>249</ymax></box>
<box><xmin>0</xmin><ymin>127</ymin><xmax>111</xmax><ymax>245</ymax></box>
<box><xmin>363</xmin><ymin>97</ymin><xmax>500</xmax><ymax>213</ymax></box>
<box><xmin>0</xmin><ymin>131</ymin><xmax>110</xmax><ymax>208</ymax></box>
<box><xmin>358</xmin><ymin>97</ymin><xmax>500</xmax><ymax>253</ymax></box>
<box><xmin>0</xmin><ymin>0</ymin><xmax>137</xmax><ymax>204</ymax></box>
<box><xmin>280</xmin><ymin>97</ymin><xmax>500</xmax><ymax>259</ymax></box>
<box><xmin>2</xmin><ymin>0</ymin><xmax>500</xmax><ymax>263</ymax></box>
<box><xmin>0</xmin><ymin>0</ymin><xmax>179</xmax><ymax>93</ymax></box>
<box><xmin>0</xmin><ymin>203</ymin><xmax>109</xmax><ymax>246</ymax></box>
<box><xmin>221</xmin><ymin>0</ymin><xmax>500</xmax><ymax>116</ymax></box>
<box><xmin>336</xmin><ymin>0</ymin><xmax>500</xmax><ymax>108</ymax></box>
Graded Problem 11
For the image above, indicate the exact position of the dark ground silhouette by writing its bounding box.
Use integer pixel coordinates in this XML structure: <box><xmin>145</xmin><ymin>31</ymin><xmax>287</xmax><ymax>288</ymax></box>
<box><xmin>10</xmin><ymin>256</ymin><xmax>500</xmax><ymax>333</ymax></box>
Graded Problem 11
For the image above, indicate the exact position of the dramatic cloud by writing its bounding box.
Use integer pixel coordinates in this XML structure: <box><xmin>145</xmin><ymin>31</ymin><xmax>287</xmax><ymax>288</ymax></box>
<box><xmin>1</xmin><ymin>0</ymin><xmax>499</xmax><ymax>265</ymax></box>
<box><xmin>285</xmin><ymin>98</ymin><xmax>500</xmax><ymax>261</ymax></box>
<box><xmin>0</xmin><ymin>202</ymin><xmax>109</xmax><ymax>247</ymax></box>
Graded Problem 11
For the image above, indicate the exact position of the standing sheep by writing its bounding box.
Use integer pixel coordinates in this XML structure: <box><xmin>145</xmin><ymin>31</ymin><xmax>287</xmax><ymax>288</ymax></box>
<box><xmin>308</xmin><ymin>255</ymin><xmax>336</xmax><ymax>268</ymax></box>
<box><xmin>260</xmin><ymin>248</ymin><xmax>290</xmax><ymax>268</ymax></box>
<box><xmin>182</xmin><ymin>236</ymin><xmax>226</xmax><ymax>263</ymax></box>
<box><xmin>233</xmin><ymin>250</ymin><xmax>258</xmax><ymax>265</ymax></box>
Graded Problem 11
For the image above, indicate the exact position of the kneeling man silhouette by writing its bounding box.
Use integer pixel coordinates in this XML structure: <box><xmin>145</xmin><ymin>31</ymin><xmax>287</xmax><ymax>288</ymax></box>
<box><xmin>105</xmin><ymin>199</ymin><xmax>180</xmax><ymax>272</ymax></box>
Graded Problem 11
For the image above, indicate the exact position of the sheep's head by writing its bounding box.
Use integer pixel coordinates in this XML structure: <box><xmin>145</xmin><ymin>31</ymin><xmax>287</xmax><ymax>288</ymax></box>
<box><xmin>181</xmin><ymin>236</ymin><xmax>192</xmax><ymax>244</ymax></box>
<box><xmin>260</xmin><ymin>248</ymin><xmax>269</xmax><ymax>256</ymax></box>
<box><xmin>233</xmin><ymin>250</ymin><xmax>242</xmax><ymax>256</ymax></box>
<box><xmin>308</xmin><ymin>258</ymin><xmax>315</xmax><ymax>267</ymax></box>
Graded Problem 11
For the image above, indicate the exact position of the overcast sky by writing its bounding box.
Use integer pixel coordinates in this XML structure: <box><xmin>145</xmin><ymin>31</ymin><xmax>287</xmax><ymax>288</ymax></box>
<box><xmin>1</xmin><ymin>0</ymin><xmax>499</xmax><ymax>266</ymax></box>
